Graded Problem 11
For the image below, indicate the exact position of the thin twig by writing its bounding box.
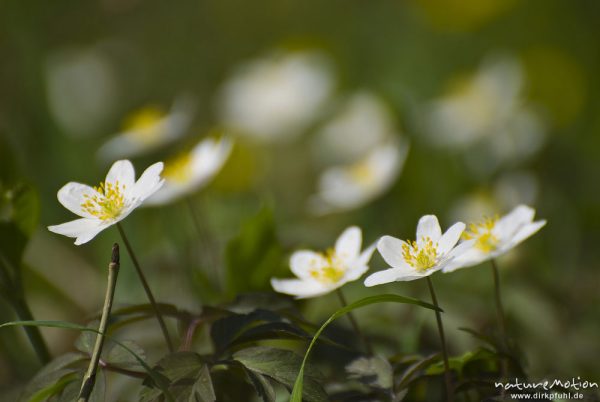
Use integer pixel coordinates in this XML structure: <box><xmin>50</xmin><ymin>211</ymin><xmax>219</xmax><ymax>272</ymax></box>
<box><xmin>335</xmin><ymin>288</ymin><xmax>374</xmax><ymax>355</ymax></box>
<box><xmin>78</xmin><ymin>244</ymin><xmax>120</xmax><ymax>402</ymax></box>
<box><xmin>116</xmin><ymin>223</ymin><xmax>174</xmax><ymax>353</ymax></box>
<box><xmin>426</xmin><ymin>276</ymin><xmax>453</xmax><ymax>402</ymax></box>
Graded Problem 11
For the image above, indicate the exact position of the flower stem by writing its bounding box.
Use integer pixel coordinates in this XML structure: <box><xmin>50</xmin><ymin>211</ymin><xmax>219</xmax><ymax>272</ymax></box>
<box><xmin>335</xmin><ymin>288</ymin><xmax>373</xmax><ymax>355</ymax></box>
<box><xmin>185</xmin><ymin>197</ymin><xmax>221</xmax><ymax>288</ymax></box>
<box><xmin>491</xmin><ymin>259</ymin><xmax>509</xmax><ymax>381</ymax></box>
<box><xmin>116</xmin><ymin>223</ymin><xmax>174</xmax><ymax>353</ymax></box>
<box><xmin>78</xmin><ymin>244</ymin><xmax>120</xmax><ymax>402</ymax></box>
<box><xmin>426</xmin><ymin>276</ymin><xmax>453</xmax><ymax>402</ymax></box>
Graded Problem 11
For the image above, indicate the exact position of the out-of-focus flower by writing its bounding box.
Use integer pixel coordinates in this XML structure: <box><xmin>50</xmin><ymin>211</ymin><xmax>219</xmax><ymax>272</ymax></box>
<box><xmin>309</xmin><ymin>140</ymin><xmax>408</xmax><ymax>215</ymax></box>
<box><xmin>145</xmin><ymin>136</ymin><xmax>232</xmax><ymax>206</ymax></box>
<box><xmin>217</xmin><ymin>51</ymin><xmax>334</xmax><ymax>142</ymax></box>
<box><xmin>313</xmin><ymin>92</ymin><xmax>396</xmax><ymax>163</ymax></box>
<box><xmin>48</xmin><ymin>160</ymin><xmax>164</xmax><ymax>245</ymax></box>
<box><xmin>271</xmin><ymin>226</ymin><xmax>376</xmax><ymax>299</ymax></box>
<box><xmin>98</xmin><ymin>96</ymin><xmax>195</xmax><ymax>160</ymax></box>
<box><xmin>422</xmin><ymin>56</ymin><xmax>545</xmax><ymax>172</ymax></box>
<box><xmin>443</xmin><ymin>205</ymin><xmax>546</xmax><ymax>273</ymax></box>
<box><xmin>364</xmin><ymin>215</ymin><xmax>472</xmax><ymax>286</ymax></box>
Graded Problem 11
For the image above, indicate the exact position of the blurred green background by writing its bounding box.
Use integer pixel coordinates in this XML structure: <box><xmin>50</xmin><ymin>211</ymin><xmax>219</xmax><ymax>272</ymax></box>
<box><xmin>1</xmin><ymin>0</ymin><xmax>599</xmax><ymax>398</ymax></box>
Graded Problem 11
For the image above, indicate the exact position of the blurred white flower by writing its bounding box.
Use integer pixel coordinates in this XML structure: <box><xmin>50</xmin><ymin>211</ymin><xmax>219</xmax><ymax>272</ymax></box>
<box><xmin>217</xmin><ymin>51</ymin><xmax>334</xmax><ymax>142</ymax></box>
<box><xmin>309</xmin><ymin>140</ymin><xmax>408</xmax><ymax>214</ymax></box>
<box><xmin>98</xmin><ymin>95</ymin><xmax>195</xmax><ymax>161</ymax></box>
<box><xmin>364</xmin><ymin>215</ymin><xmax>472</xmax><ymax>286</ymax></box>
<box><xmin>145</xmin><ymin>136</ymin><xmax>232</xmax><ymax>206</ymax></box>
<box><xmin>423</xmin><ymin>56</ymin><xmax>545</xmax><ymax>171</ymax></box>
<box><xmin>48</xmin><ymin>160</ymin><xmax>164</xmax><ymax>245</ymax></box>
<box><xmin>271</xmin><ymin>226</ymin><xmax>376</xmax><ymax>298</ymax></box>
<box><xmin>443</xmin><ymin>205</ymin><xmax>546</xmax><ymax>273</ymax></box>
<box><xmin>313</xmin><ymin>92</ymin><xmax>395</xmax><ymax>163</ymax></box>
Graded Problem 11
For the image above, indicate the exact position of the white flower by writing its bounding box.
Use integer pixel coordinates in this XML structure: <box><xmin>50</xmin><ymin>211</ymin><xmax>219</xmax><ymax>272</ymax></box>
<box><xmin>422</xmin><ymin>56</ymin><xmax>545</xmax><ymax>171</ymax></box>
<box><xmin>271</xmin><ymin>227</ymin><xmax>376</xmax><ymax>299</ymax></box>
<box><xmin>217</xmin><ymin>51</ymin><xmax>334</xmax><ymax>142</ymax></box>
<box><xmin>48</xmin><ymin>160</ymin><xmax>164</xmax><ymax>245</ymax></box>
<box><xmin>312</xmin><ymin>92</ymin><xmax>396</xmax><ymax>163</ymax></box>
<box><xmin>98</xmin><ymin>96</ymin><xmax>195</xmax><ymax>160</ymax></box>
<box><xmin>364</xmin><ymin>215</ymin><xmax>472</xmax><ymax>286</ymax></box>
<box><xmin>443</xmin><ymin>205</ymin><xmax>546</xmax><ymax>273</ymax></box>
<box><xmin>309</xmin><ymin>140</ymin><xmax>408</xmax><ymax>214</ymax></box>
<box><xmin>145</xmin><ymin>137</ymin><xmax>232</xmax><ymax>206</ymax></box>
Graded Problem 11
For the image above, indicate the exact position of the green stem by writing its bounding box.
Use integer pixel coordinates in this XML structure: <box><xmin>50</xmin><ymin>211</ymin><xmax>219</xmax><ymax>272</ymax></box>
<box><xmin>11</xmin><ymin>297</ymin><xmax>51</xmax><ymax>365</ymax></box>
<box><xmin>491</xmin><ymin>259</ymin><xmax>509</xmax><ymax>382</ymax></box>
<box><xmin>335</xmin><ymin>288</ymin><xmax>373</xmax><ymax>355</ymax></box>
<box><xmin>78</xmin><ymin>244</ymin><xmax>120</xmax><ymax>402</ymax></box>
<box><xmin>426</xmin><ymin>276</ymin><xmax>453</xmax><ymax>402</ymax></box>
<box><xmin>185</xmin><ymin>197</ymin><xmax>221</xmax><ymax>288</ymax></box>
<box><xmin>116</xmin><ymin>223</ymin><xmax>174</xmax><ymax>353</ymax></box>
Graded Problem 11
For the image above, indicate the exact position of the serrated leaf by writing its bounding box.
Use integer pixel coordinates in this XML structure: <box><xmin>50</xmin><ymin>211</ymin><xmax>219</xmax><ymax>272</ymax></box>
<box><xmin>191</xmin><ymin>364</ymin><xmax>216</xmax><ymax>402</ymax></box>
<box><xmin>290</xmin><ymin>294</ymin><xmax>441</xmax><ymax>402</ymax></box>
<box><xmin>210</xmin><ymin>309</ymin><xmax>283</xmax><ymax>353</ymax></box>
<box><xmin>346</xmin><ymin>356</ymin><xmax>393</xmax><ymax>390</ymax></box>
<box><xmin>241</xmin><ymin>367</ymin><xmax>276</xmax><ymax>402</ymax></box>
<box><xmin>104</xmin><ymin>340</ymin><xmax>146</xmax><ymax>369</ymax></box>
<box><xmin>233</xmin><ymin>346</ymin><xmax>327</xmax><ymax>402</ymax></box>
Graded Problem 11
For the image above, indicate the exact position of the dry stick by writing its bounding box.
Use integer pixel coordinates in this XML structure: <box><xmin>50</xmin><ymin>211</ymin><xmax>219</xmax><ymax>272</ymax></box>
<box><xmin>426</xmin><ymin>276</ymin><xmax>453</xmax><ymax>402</ymax></box>
<box><xmin>78</xmin><ymin>244</ymin><xmax>120</xmax><ymax>402</ymax></box>
<box><xmin>335</xmin><ymin>288</ymin><xmax>374</xmax><ymax>355</ymax></box>
<box><xmin>116</xmin><ymin>223</ymin><xmax>174</xmax><ymax>353</ymax></box>
<box><xmin>491</xmin><ymin>259</ymin><xmax>509</xmax><ymax>384</ymax></box>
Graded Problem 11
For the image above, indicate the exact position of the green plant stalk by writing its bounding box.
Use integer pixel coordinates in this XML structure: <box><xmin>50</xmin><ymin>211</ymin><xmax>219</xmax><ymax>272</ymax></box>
<box><xmin>185</xmin><ymin>196</ymin><xmax>221</xmax><ymax>288</ymax></box>
<box><xmin>0</xmin><ymin>254</ymin><xmax>50</xmax><ymax>365</ymax></box>
<box><xmin>78</xmin><ymin>243</ymin><xmax>120</xmax><ymax>402</ymax></box>
<box><xmin>491</xmin><ymin>259</ymin><xmax>509</xmax><ymax>381</ymax></box>
<box><xmin>426</xmin><ymin>276</ymin><xmax>453</xmax><ymax>402</ymax></box>
<box><xmin>116</xmin><ymin>223</ymin><xmax>174</xmax><ymax>352</ymax></box>
<box><xmin>335</xmin><ymin>288</ymin><xmax>373</xmax><ymax>355</ymax></box>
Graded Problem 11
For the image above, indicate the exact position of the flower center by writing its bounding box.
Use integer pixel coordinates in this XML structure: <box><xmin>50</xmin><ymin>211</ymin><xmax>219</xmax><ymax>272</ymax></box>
<box><xmin>309</xmin><ymin>248</ymin><xmax>346</xmax><ymax>284</ymax></box>
<box><xmin>462</xmin><ymin>216</ymin><xmax>499</xmax><ymax>253</ymax></box>
<box><xmin>349</xmin><ymin>160</ymin><xmax>375</xmax><ymax>187</ymax></box>
<box><xmin>402</xmin><ymin>237</ymin><xmax>438</xmax><ymax>272</ymax></box>
<box><xmin>163</xmin><ymin>151</ymin><xmax>193</xmax><ymax>183</ymax></box>
<box><xmin>122</xmin><ymin>106</ymin><xmax>166</xmax><ymax>144</ymax></box>
<box><xmin>81</xmin><ymin>181</ymin><xmax>126</xmax><ymax>221</ymax></box>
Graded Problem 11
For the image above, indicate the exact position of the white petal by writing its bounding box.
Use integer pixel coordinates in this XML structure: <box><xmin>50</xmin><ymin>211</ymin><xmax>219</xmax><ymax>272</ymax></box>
<box><xmin>377</xmin><ymin>236</ymin><xmax>410</xmax><ymax>269</ymax></box>
<box><xmin>57</xmin><ymin>182</ymin><xmax>99</xmax><ymax>218</ymax></box>
<box><xmin>48</xmin><ymin>218</ymin><xmax>106</xmax><ymax>245</ymax></box>
<box><xmin>357</xmin><ymin>241</ymin><xmax>377</xmax><ymax>266</ymax></box>
<box><xmin>442</xmin><ymin>239</ymin><xmax>477</xmax><ymax>267</ymax></box>
<box><xmin>364</xmin><ymin>268</ymin><xmax>401</xmax><ymax>287</ymax></box>
<box><xmin>344</xmin><ymin>264</ymin><xmax>369</xmax><ymax>282</ymax></box>
<box><xmin>442</xmin><ymin>247</ymin><xmax>487</xmax><ymax>273</ymax></box>
<box><xmin>130</xmin><ymin>162</ymin><xmax>164</xmax><ymax>201</ymax></box>
<box><xmin>416</xmin><ymin>215</ymin><xmax>442</xmax><ymax>242</ymax></box>
<box><xmin>500</xmin><ymin>220</ymin><xmax>546</xmax><ymax>253</ymax></box>
<box><xmin>190</xmin><ymin>137</ymin><xmax>233</xmax><ymax>186</ymax></box>
<box><xmin>335</xmin><ymin>226</ymin><xmax>362</xmax><ymax>263</ymax></box>
<box><xmin>105</xmin><ymin>160</ymin><xmax>136</xmax><ymax>188</ymax></box>
<box><xmin>494</xmin><ymin>204</ymin><xmax>535</xmax><ymax>239</ymax></box>
<box><xmin>437</xmin><ymin>222</ymin><xmax>465</xmax><ymax>255</ymax></box>
<box><xmin>270</xmin><ymin>278</ymin><xmax>331</xmax><ymax>299</ymax></box>
<box><xmin>289</xmin><ymin>250</ymin><xmax>327</xmax><ymax>280</ymax></box>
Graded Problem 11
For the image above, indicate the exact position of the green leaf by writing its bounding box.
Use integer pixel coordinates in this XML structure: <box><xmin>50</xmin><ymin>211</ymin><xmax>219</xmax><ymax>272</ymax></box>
<box><xmin>240</xmin><ymin>366</ymin><xmax>276</xmax><ymax>402</ymax></box>
<box><xmin>224</xmin><ymin>207</ymin><xmax>285</xmax><ymax>296</ymax></box>
<box><xmin>425</xmin><ymin>348</ymin><xmax>496</xmax><ymax>377</ymax></box>
<box><xmin>191</xmin><ymin>364</ymin><xmax>216</xmax><ymax>402</ymax></box>
<box><xmin>104</xmin><ymin>339</ymin><xmax>146</xmax><ymax>370</ymax></box>
<box><xmin>290</xmin><ymin>294</ymin><xmax>441</xmax><ymax>402</ymax></box>
<box><xmin>0</xmin><ymin>320</ymin><xmax>174</xmax><ymax>402</ymax></box>
<box><xmin>346</xmin><ymin>356</ymin><xmax>393</xmax><ymax>390</ymax></box>
<box><xmin>233</xmin><ymin>346</ymin><xmax>327</xmax><ymax>402</ymax></box>
<box><xmin>395</xmin><ymin>353</ymin><xmax>441</xmax><ymax>391</ymax></box>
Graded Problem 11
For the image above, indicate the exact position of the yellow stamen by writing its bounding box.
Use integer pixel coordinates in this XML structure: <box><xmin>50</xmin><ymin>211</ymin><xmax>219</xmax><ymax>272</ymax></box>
<box><xmin>402</xmin><ymin>237</ymin><xmax>438</xmax><ymax>272</ymax></box>
<box><xmin>163</xmin><ymin>151</ymin><xmax>193</xmax><ymax>183</ymax></box>
<box><xmin>348</xmin><ymin>159</ymin><xmax>375</xmax><ymax>186</ymax></box>
<box><xmin>309</xmin><ymin>248</ymin><xmax>346</xmax><ymax>284</ymax></box>
<box><xmin>462</xmin><ymin>216</ymin><xmax>499</xmax><ymax>253</ymax></box>
<box><xmin>122</xmin><ymin>106</ymin><xmax>166</xmax><ymax>144</ymax></box>
<box><xmin>81</xmin><ymin>181</ymin><xmax>126</xmax><ymax>221</ymax></box>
